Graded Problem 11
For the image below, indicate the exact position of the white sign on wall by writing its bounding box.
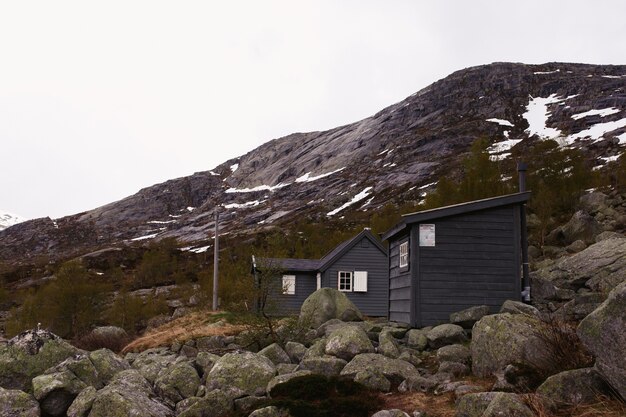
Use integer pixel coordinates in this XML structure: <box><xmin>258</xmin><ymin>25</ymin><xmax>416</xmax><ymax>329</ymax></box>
<box><xmin>419</xmin><ymin>224</ymin><xmax>436</xmax><ymax>247</ymax></box>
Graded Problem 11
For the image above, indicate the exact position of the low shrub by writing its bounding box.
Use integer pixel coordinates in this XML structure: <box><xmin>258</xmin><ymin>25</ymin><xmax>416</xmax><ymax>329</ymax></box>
<box><xmin>262</xmin><ymin>374</ymin><xmax>383</xmax><ymax>417</ymax></box>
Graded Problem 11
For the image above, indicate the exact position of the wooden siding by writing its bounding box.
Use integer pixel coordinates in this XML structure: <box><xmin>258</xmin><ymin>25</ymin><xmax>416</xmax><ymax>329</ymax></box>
<box><xmin>322</xmin><ymin>236</ymin><xmax>389</xmax><ymax>317</ymax></box>
<box><xmin>416</xmin><ymin>205</ymin><xmax>521</xmax><ymax>326</ymax></box>
<box><xmin>388</xmin><ymin>234</ymin><xmax>411</xmax><ymax>324</ymax></box>
<box><xmin>274</xmin><ymin>272</ymin><xmax>318</xmax><ymax>315</ymax></box>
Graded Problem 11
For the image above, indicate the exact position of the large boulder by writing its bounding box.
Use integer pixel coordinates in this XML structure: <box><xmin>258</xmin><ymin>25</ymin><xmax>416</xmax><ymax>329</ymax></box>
<box><xmin>426</xmin><ymin>324</ymin><xmax>467</xmax><ymax>349</ymax></box>
<box><xmin>297</xmin><ymin>356</ymin><xmax>347</xmax><ymax>377</ymax></box>
<box><xmin>130</xmin><ymin>348</ymin><xmax>179</xmax><ymax>384</ymax></box>
<box><xmin>87</xmin><ymin>369</ymin><xmax>173</xmax><ymax>417</ymax></box>
<box><xmin>471</xmin><ymin>313</ymin><xmax>549</xmax><ymax>377</ymax></box>
<box><xmin>267</xmin><ymin>370</ymin><xmax>312</xmax><ymax>394</ymax></box>
<box><xmin>87</xmin><ymin>349</ymin><xmax>130</xmax><ymax>385</ymax></box>
<box><xmin>154</xmin><ymin>361</ymin><xmax>201</xmax><ymax>404</ymax></box>
<box><xmin>449</xmin><ymin>305</ymin><xmax>490</xmax><ymax>329</ymax></box>
<box><xmin>66</xmin><ymin>387</ymin><xmax>97</xmax><ymax>417</ymax></box>
<box><xmin>546</xmin><ymin>210</ymin><xmax>601</xmax><ymax>245</ymax></box>
<box><xmin>325</xmin><ymin>325</ymin><xmax>375</xmax><ymax>361</ymax></box>
<box><xmin>577</xmin><ymin>281</ymin><xmax>626</xmax><ymax>401</ymax></box>
<box><xmin>32</xmin><ymin>369</ymin><xmax>87</xmax><ymax>416</ymax></box>
<box><xmin>455</xmin><ymin>392</ymin><xmax>533</xmax><ymax>417</ymax></box>
<box><xmin>378</xmin><ymin>330</ymin><xmax>401</xmax><ymax>359</ymax></box>
<box><xmin>258</xmin><ymin>343</ymin><xmax>291</xmax><ymax>365</ymax></box>
<box><xmin>405</xmin><ymin>329</ymin><xmax>428</xmax><ymax>351</ymax></box>
<box><xmin>0</xmin><ymin>329</ymin><xmax>82</xmax><ymax>392</ymax></box>
<box><xmin>299</xmin><ymin>288</ymin><xmax>363</xmax><ymax>328</ymax></box>
<box><xmin>90</xmin><ymin>326</ymin><xmax>128</xmax><ymax>341</ymax></box>
<box><xmin>0</xmin><ymin>387</ymin><xmax>40</xmax><ymax>417</ymax></box>
<box><xmin>499</xmin><ymin>300</ymin><xmax>541</xmax><ymax>317</ymax></box>
<box><xmin>177</xmin><ymin>389</ymin><xmax>232</xmax><ymax>417</ymax></box>
<box><xmin>340</xmin><ymin>353</ymin><xmax>420</xmax><ymax>385</ymax></box>
<box><xmin>536</xmin><ymin>368</ymin><xmax>609</xmax><ymax>408</ymax></box>
<box><xmin>436</xmin><ymin>344</ymin><xmax>470</xmax><ymax>365</ymax></box>
<box><xmin>207</xmin><ymin>352</ymin><xmax>276</xmax><ymax>396</ymax></box>
<box><xmin>531</xmin><ymin>237</ymin><xmax>626</xmax><ymax>292</ymax></box>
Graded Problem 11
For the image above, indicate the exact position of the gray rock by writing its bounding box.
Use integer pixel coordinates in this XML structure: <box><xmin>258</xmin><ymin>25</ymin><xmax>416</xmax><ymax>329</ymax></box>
<box><xmin>397</xmin><ymin>376</ymin><xmax>437</xmax><ymax>393</ymax></box>
<box><xmin>471</xmin><ymin>313</ymin><xmax>549</xmax><ymax>377</ymax></box>
<box><xmin>340</xmin><ymin>353</ymin><xmax>420</xmax><ymax>385</ymax></box>
<box><xmin>267</xmin><ymin>370</ymin><xmax>312</xmax><ymax>394</ymax></box>
<box><xmin>556</xmin><ymin>292</ymin><xmax>606</xmax><ymax>321</ymax></box>
<box><xmin>324</xmin><ymin>325</ymin><xmax>375</xmax><ymax>361</ymax></box>
<box><xmin>88</xmin><ymin>348</ymin><xmax>131</xmax><ymax>385</ymax></box>
<box><xmin>536</xmin><ymin>367</ymin><xmax>608</xmax><ymax>408</ymax></box>
<box><xmin>90</xmin><ymin>326</ymin><xmax>128</xmax><ymax>341</ymax></box>
<box><xmin>354</xmin><ymin>369</ymin><xmax>391</xmax><ymax>392</ymax></box>
<box><xmin>234</xmin><ymin>396</ymin><xmax>266</xmax><ymax>414</ymax></box>
<box><xmin>284</xmin><ymin>342</ymin><xmax>307</xmax><ymax>363</ymax></box>
<box><xmin>0</xmin><ymin>329</ymin><xmax>82</xmax><ymax>392</ymax></box>
<box><xmin>301</xmin><ymin>338</ymin><xmax>326</xmax><ymax>360</ymax></box>
<box><xmin>154</xmin><ymin>361</ymin><xmax>201</xmax><ymax>404</ymax></box>
<box><xmin>449</xmin><ymin>305</ymin><xmax>490</xmax><ymax>329</ymax></box>
<box><xmin>397</xmin><ymin>349</ymin><xmax>422</xmax><ymax>367</ymax></box>
<box><xmin>297</xmin><ymin>356</ymin><xmax>347</xmax><ymax>377</ymax></box>
<box><xmin>196</xmin><ymin>335</ymin><xmax>226</xmax><ymax>351</ymax></box>
<box><xmin>180</xmin><ymin>345</ymin><xmax>198</xmax><ymax>358</ymax></box>
<box><xmin>276</xmin><ymin>363</ymin><xmax>298</xmax><ymax>375</ymax></box>
<box><xmin>66</xmin><ymin>386</ymin><xmax>97</xmax><ymax>417</ymax></box>
<box><xmin>482</xmin><ymin>392</ymin><xmax>534</xmax><ymax>417</ymax></box>
<box><xmin>405</xmin><ymin>329</ymin><xmax>428</xmax><ymax>351</ymax></box>
<box><xmin>595</xmin><ymin>231</ymin><xmax>623</xmax><ymax>242</ymax></box>
<box><xmin>532</xmin><ymin>238</ymin><xmax>626</xmax><ymax>293</ymax></box>
<box><xmin>580</xmin><ymin>191</ymin><xmax>609</xmax><ymax>214</ymax></box>
<box><xmin>258</xmin><ymin>343</ymin><xmax>291</xmax><ymax>365</ymax></box>
<box><xmin>499</xmin><ymin>300</ymin><xmax>540</xmax><ymax>317</ymax></box>
<box><xmin>131</xmin><ymin>349</ymin><xmax>178</xmax><ymax>384</ymax></box>
<box><xmin>426</xmin><ymin>324</ymin><xmax>467</xmax><ymax>349</ymax></box>
<box><xmin>207</xmin><ymin>352</ymin><xmax>276</xmax><ymax>396</ymax></box>
<box><xmin>455</xmin><ymin>392</ymin><xmax>498</xmax><ymax>417</ymax></box>
<box><xmin>0</xmin><ymin>387</ymin><xmax>40</xmax><ymax>417</ymax></box>
<box><xmin>577</xmin><ymin>281</ymin><xmax>626</xmax><ymax>401</ymax></box>
<box><xmin>380</xmin><ymin>326</ymin><xmax>409</xmax><ymax>339</ymax></box>
<box><xmin>32</xmin><ymin>370</ymin><xmax>87</xmax><ymax>416</ymax></box>
<box><xmin>87</xmin><ymin>369</ymin><xmax>173</xmax><ymax>417</ymax></box>
<box><xmin>437</xmin><ymin>361</ymin><xmax>469</xmax><ymax>377</ymax></box>
<box><xmin>195</xmin><ymin>352</ymin><xmax>221</xmax><ymax>379</ymax></box>
<box><xmin>566</xmin><ymin>240</ymin><xmax>587</xmax><ymax>253</ymax></box>
<box><xmin>177</xmin><ymin>389</ymin><xmax>232</xmax><ymax>417</ymax></box>
<box><xmin>436</xmin><ymin>344</ymin><xmax>470</xmax><ymax>364</ymax></box>
<box><xmin>299</xmin><ymin>288</ymin><xmax>363</xmax><ymax>328</ymax></box>
<box><xmin>547</xmin><ymin>210</ymin><xmax>601</xmax><ymax>245</ymax></box>
<box><xmin>378</xmin><ymin>330</ymin><xmax>401</xmax><ymax>358</ymax></box>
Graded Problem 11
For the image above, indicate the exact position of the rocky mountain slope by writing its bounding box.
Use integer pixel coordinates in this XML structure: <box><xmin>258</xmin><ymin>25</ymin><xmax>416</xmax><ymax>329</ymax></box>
<box><xmin>1</xmin><ymin>62</ymin><xmax>626</xmax><ymax>265</ymax></box>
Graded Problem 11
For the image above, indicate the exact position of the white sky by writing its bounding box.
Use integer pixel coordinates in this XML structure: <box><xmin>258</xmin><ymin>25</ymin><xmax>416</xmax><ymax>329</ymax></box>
<box><xmin>1</xmin><ymin>0</ymin><xmax>625</xmax><ymax>220</ymax></box>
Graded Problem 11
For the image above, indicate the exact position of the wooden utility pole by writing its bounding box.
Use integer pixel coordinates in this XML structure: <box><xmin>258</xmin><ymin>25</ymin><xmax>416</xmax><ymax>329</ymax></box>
<box><xmin>212</xmin><ymin>209</ymin><xmax>220</xmax><ymax>311</ymax></box>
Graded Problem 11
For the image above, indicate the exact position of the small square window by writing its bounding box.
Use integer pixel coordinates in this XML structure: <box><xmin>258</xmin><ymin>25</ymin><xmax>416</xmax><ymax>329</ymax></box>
<box><xmin>399</xmin><ymin>241</ymin><xmax>409</xmax><ymax>268</ymax></box>
<box><xmin>282</xmin><ymin>275</ymin><xmax>295</xmax><ymax>295</ymax></box>
<box><xmin>338</xmin><ymin>271</ymin><xmax>352</xmax><ymax>292</ymax></box>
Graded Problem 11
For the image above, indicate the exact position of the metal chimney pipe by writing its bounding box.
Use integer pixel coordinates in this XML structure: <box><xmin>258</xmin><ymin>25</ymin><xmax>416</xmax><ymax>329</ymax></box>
<box><xmin>517</xmin><ymin>162</ymin><xmax>531</xmax><ymax>302</ymax></box>
<box><xmin>212</xmin><ymin>209</ymin><xmax>220</xmax><ymax>311</ymax></box>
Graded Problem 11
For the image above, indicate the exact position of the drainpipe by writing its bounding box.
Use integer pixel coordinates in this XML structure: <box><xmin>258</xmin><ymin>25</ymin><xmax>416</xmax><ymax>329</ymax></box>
<box><xmin>518</xmin><ymin>162</ymin><xmax>531</xmax><ymax>302</ymax></box>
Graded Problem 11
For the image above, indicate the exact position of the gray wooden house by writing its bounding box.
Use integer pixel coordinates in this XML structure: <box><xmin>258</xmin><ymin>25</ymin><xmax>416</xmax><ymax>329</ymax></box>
<box><xmin>254</xmin><ymin>229</ymin><xmax>389</xmax><ymax>316</ymax></box>
<box><xmin>382</xmin><ymin>192</ymin><xmax>531</xmax><ymax>327</ymax></box>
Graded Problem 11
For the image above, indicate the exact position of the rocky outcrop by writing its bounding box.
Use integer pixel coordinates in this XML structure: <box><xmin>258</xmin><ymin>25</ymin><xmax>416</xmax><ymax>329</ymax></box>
<box><xmin>340</xmin><ymin>353</ymin><xmax>420</xmax><ymax>385</ymax></box>
<box><xmin>299</xmin><ymin>288</ymin><xmax>363</xmax><ymax>328</ymax></box>
<box><xmin>532</xmin><ymin>237</ymin><xmax>626</xmax><ymax>293</ymax></box>
<box><xmin>577</xmin><ymin>281</ymin><xmax>626</xmax><ymax>401</ymax></box>
<box><xmin>449</xmin><ymin>305</ymin><xmax>490</xmax><ymax>329</ymax></box>
<box><xmin>324</xmin><ymin>325</ymin><xmax>375</xmax><ymax>361</ymax></box>
<box><xmin>536</xmin><ymin>368</ymin><xmax>609</xmax><ymax>408</ymax></box>
<box><xmin>426</xmin><ymin>324</ymin><xmax>467</xmax><ymax>349</ymax></box>
<box><xmin>0</xmin><ymin>329</ymin><xmax>82</xmax><ymax>392</ymax></box>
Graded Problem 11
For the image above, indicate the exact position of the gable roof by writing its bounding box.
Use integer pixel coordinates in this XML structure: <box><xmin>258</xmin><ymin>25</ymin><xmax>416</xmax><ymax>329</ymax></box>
<box><xmin>256</xmin><ymin>257</ymin><xmax>320</xmax><ymax>272</ymax></box>
<box><xmin>382</xmin><ymin>192</ymin><xmax>531</xmax><ymax>241</ymax></box>
<box><xmin>254</xmin><ymin>229</ymin><xmax>387</xmax><ymax>274</ymax></box>
<box><xmin>318</xmin><ymin>228</ymin><xmax>387</xmax><ymax>272</ymax></box>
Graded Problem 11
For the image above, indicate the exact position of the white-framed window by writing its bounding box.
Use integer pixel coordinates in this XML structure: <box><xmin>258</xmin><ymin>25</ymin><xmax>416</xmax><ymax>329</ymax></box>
<box><xmin>353</xmin><ymin>271</ymin><xmax>368</xmax><ymax>292</ymax></box>
<box><xmin>282</xmin><ymin>275</ymin><xmax>295</xmax><ymax>295</ymax></box>
<box><xmin>399</xmin><ymin>241</ymin><xmax>409</xmax><ymax>268</ymax></box>
<box><xmin>338</xmin><ymin>271</ymin><xmax>352</xmax><ymax>292</ymax></box>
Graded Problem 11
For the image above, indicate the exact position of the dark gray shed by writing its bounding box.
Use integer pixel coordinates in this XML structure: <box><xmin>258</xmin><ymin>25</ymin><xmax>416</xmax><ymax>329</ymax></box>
<box><xmin>254</xmin><ymin>229</ymin><xmax>389</xmax><ymax>316</ymax></box>
<box><xmin>382</xmin><ymin>192</ymin><xmax>531</xmax><ymax>327</ymax></box>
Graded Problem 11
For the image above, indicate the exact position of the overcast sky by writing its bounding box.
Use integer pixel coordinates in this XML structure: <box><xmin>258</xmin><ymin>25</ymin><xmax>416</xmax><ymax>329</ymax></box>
<box><xmin>1</xmin><ymin>0</ymin><xmax>625</xmax><ymax>220</ymax></box>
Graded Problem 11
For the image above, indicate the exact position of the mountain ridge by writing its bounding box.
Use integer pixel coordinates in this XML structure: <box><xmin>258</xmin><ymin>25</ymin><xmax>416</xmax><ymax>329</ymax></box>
<box><xmin>1</xmin><ymin>61</ymin><xmax>625</xmax><ymax>265</ymax></box>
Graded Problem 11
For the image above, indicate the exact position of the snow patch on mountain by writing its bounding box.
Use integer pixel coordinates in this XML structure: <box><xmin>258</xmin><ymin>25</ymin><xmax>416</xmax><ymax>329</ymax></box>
<box><xmin>295</xmin><ymin>167</ymin><xmax>345</xmax><ymax>183</ymax></box>
<box><xmin>566</xmin><ymin>117</ymin><xmax>626</xmax><ymax>144</ymax></box>
<box><xmin>327</xmin><ymin>187</ymin><xmax>373</xmax><ymax>216</ymax></box>
<box><xmin>486</xmin><ymin>118</ymin><xmax>514</xmax><ymax>127</ymax></box>
<box><xmin>523</xmin><ymin>94</ymin><xmax>577</xmax><ymax>140</ymax></box>
<box><xmin>571</xmin><ymin>107</ymin><xmax>621</xmax><ymax>120</ymax></box>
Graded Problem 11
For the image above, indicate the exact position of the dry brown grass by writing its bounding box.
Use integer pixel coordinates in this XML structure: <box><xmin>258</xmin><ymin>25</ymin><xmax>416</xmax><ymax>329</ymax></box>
<box><xmin>557</xmin><ymin>396</ymin><xmax>626</xmax><ymax>417</ymax></box>
<box><xmin>121</xmin><ymin>310</ymin><xmax>246</xmax><ymax>354</ymax></box>
<box><xmin>378</xmin><ymin>377</ymin><xmax>494</xmax><ymax>417</ymax></box>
